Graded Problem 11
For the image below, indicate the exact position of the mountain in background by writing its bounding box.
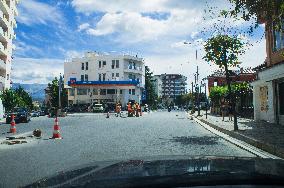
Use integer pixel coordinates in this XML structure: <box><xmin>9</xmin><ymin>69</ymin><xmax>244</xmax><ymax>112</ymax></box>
<box><xmin>12</xmin><ymin>83</ymin><xmax>47</xmax><ymax>102</ymax></box>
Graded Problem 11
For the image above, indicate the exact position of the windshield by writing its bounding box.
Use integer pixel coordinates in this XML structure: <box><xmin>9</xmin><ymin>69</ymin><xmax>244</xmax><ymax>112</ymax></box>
<box><xmin>0</xmin><ymin>1</ymin><xmax>283</xmax><ymax>188</ymax></box>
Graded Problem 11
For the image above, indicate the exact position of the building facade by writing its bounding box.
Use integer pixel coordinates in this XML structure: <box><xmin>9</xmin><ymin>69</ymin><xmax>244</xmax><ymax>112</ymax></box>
<box><xmin>0</xmin><ymin>0</ymin><xmax>19</xmax><ymax>90</ymax></box>
<box><xmin>0</xmin><ymin>0</ymin><xmax>19</xmax><ymax>117</ymax></box>
<box><xmin>152</xmin><ymin>75</ymin><xmax>163</xmax><ymax>98</ymax></box>
<box><xmin>251</xmin><ymin>20</ymin><xmax>284</xmax><ymax>125</ymax></box>
<box><xmin>64</xmin><ymin>52</ymin><xmax>145</xmax><ymax>107</ymax></box>
<box><xmin>153</xmin><ymin>74</ymin><xmax>187</xmax><ymax>102</ymax></box>
<box><xmin>207</xmin><ymin>67</ymin><xmax>256</xmax><ymax>93</ymax></box>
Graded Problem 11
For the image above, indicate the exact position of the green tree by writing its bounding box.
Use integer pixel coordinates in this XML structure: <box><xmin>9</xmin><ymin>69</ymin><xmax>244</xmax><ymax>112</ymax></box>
<box><xmin>0</xmin><ymin>89</ymin><xmax>18</xmax><ymax>112</ymax></box>
<box><xmin>145</xmin><ymin>66</ymin><xmax>157</xmax><ymax>107</ymax></box>
<box><xmin>47</xmin><ymin>77</ymin><xmax>68</xmax><ymax>109</ymax></box>
<box><xmin>14</xmin><ymin>86</ymin><xmax>33</xmax><ymax>110</ymax></box>
<box><xmin>203</xmin><ymin>35</ymin><xmax>245</xmax><ymax>131</ymax></box>
<box><xmin>227</xmin><ymin>0</ymin><xmax>284</xmax><ymax>32</ymax></box>
<box><xmin>0</xmin><ymin>87</ymin><xmax>33</xmax><ymax>112</ymax></box>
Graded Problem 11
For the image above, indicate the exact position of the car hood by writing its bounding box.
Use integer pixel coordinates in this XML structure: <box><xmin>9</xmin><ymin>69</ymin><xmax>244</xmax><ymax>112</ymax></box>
<box><xmin>24</xmin><ymin>156</ymin><xmax>284</xmax><ymax>188</ymax></box>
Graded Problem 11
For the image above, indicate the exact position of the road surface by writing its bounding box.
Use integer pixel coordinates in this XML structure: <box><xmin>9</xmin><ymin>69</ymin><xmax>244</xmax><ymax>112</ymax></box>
<box><xmin>0</xmin><ymin>111</ymin><xmax>255</xmax><ymax>187</ymax></box>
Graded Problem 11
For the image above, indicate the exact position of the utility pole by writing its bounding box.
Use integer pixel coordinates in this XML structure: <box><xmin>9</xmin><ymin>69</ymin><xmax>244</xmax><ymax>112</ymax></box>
<box><xmin>58</xmin><ymin>73</ymin><xmax>63</xmax><ymax>117</ymax></box>
<box><xmin>196</xmin><ymin>66</ymin><xmax>200</xmax><ymax>116</ymax></box>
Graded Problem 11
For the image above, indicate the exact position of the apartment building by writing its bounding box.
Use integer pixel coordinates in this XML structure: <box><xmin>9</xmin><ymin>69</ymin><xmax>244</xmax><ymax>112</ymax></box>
<box><xmin>152</xmin><ymin>75</ymin><xmax>163</xmax><ymax>98</ymax></box>
<box><xmin>0</xmin><ymin>0</ymin><xmax>19</xmax><ymax>90</ymax></box>
<box><xmin>251</xmin><ymin>18</ymin><xmax>284</xmax><ymax>125</ymax></box>
<box><xmin>153</xmin><ymin>74</ymin><xmax>187</xmax><ymax>102</ymax></box>
<box><xmin>64</xmin><ymin>52</ymin><xmax>145</xmax><ymax>107</ymax></box>
<box><xmin>0</xmin><ymin>0</ymin><xmax>19</xmax><ymax>116</ymax></box>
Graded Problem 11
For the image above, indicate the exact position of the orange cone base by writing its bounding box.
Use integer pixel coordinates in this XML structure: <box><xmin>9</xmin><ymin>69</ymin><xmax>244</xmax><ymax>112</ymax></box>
<box><xmin>10</xmin><ymin>128</ymin><xmax>16</xmax><ymax>133</ymax></box>
<box><xmin>50</xmin><ymin>135</ymin><xmax>62</xmax><ymax>139</ymax></box>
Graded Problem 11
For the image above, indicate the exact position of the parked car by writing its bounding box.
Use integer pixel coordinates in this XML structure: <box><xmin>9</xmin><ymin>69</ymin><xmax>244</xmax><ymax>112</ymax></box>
<box><xmin>6</xmin><ymin>108</ymin><xmax>31</xmax><ymax>124</ymax></box>
<box><xmin>39</xmin><ymin>110</ymin><xmax>46</xmax><ymax>116</ymax></box>
<box><xmin>93</xmin><ymin>104</ymin><xmax>104</xmax><ymax>113</ymax></box>
<box><xmin>31</xmin><ymin>111</ymin><xmax>40</xmax><ymax>117</ymax></box>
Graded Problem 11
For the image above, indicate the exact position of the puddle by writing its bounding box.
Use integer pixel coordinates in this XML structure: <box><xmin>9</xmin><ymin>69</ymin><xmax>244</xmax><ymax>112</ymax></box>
<box><xmin>170</xmin><ymin>136</ymin><xmax>220</xmax><ymax>145</ymax></box>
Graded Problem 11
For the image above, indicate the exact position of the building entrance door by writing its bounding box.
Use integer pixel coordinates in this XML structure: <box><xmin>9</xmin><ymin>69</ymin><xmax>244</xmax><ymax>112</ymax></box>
<box><xmin>278</xmin><ymin>81</ymin><xmax>284</xmax><ymax>125</ymax></box>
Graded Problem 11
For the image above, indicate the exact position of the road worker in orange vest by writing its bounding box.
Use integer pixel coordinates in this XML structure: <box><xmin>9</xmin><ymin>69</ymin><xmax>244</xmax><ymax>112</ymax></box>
<box><xmin>135</xmin><ymin>103</ymin><xmax>140</xmax><ymax>117</ymax></box>
<box><xmin>127</xmin><ymin>102</ymin><xmax>132</xmax><ymax>117</ymax></box>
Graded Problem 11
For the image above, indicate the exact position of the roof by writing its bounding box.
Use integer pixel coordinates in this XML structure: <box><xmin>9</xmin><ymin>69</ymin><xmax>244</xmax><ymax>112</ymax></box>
<box><xmin>208</xmin><ymin>67</ymin><xmax>255</xmax><ymax>78</ymax></box>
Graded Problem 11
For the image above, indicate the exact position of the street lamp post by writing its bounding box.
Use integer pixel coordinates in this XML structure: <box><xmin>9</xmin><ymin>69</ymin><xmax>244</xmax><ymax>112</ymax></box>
<box><xmin>58</xmin><ymin>73</ymin><xmax>63</xmax><ymax>117</ymax></box>
<box><xmin>201</xmin><ymin>81</ymin><xmax>208</xmax><ymax>119</ymax></box>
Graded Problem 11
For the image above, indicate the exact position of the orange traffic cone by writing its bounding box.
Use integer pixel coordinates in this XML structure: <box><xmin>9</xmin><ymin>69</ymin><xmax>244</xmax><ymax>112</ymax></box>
<box><xmin>52</xmin><ymin>117</ymin><xmax>62</xmax><ymax>139</ymax></box>
<box><xmin>10</xmin><ymin>114</ymin><xmax>16</xmax><ymax>133</ymax></box>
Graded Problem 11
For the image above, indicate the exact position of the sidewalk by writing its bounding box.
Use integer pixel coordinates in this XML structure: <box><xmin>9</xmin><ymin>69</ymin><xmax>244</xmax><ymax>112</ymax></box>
<box><xmin>192</xmin><ymin>111</ymin><xmax>284</xmax><ymax>159</ymax></box>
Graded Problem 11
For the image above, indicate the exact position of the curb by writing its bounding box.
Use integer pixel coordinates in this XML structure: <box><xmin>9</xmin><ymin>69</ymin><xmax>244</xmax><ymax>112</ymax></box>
<box><xmin>188</xmin><ymin>113</ymin><xmax>282</xmax><ymax>159</ymax></box>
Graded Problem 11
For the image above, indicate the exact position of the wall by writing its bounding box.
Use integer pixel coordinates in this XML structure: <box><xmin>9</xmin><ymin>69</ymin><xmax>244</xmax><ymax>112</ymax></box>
<box><xmin>252</xmin><ymin>81</ymin><xmax>276</xmax><ymax>123</ymax></box>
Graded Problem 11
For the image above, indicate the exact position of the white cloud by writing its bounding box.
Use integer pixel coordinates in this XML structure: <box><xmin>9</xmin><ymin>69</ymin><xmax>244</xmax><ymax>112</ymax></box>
<box><xmin>86</xmin><ymin>12</ymin><xmax>168</xmax><ymax>42</ymax></box>
<box><xmin>78</xmin><ymin>23</ymin><xmax>90</xmax><ymax>32</ymax></box>
<box><xmin>11</xmin><ymin>58</ymin><xmax>64</xmax><ymax>84</ymax></box>
<box><xmin>17</xmin><ymin>0</ymin><xmax>63</xmax><ymax>25</ymax></box>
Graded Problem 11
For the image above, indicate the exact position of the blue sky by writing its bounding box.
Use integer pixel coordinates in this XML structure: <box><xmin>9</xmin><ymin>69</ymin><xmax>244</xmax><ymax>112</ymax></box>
<box><xmin>12</xmin><ymin>0</ymin><xmax>266</xmax><ymax>84</ymax></box>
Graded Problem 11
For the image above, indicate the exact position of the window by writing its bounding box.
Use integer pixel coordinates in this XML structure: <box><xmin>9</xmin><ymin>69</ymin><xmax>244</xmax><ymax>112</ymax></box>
<box><xmin>103</xmin><ymin>61</ymin><xmax>106</xmax><ymax>66</ymax></box>
<box><xmin>81</xmin><ymin>75</ymin><xmax>84</xmax><ymax>81</ymax></box>
<box><xmin>116</xmin><ymin>73</ymin><xmax>119</xmax><ymax>77</ymax></box>
<box><xmin>103</xmin><ymin>73</ymin><xmax>106</xmax><ymax>81</ymax></box>
<box><xmin>107</xmin><ymin>89</ymin><xmax>116</xmax><ymax>94</ymax></box>
<box><xmin>116</xmin><ymin>60</ymin><xmax>119</xmax><ymax>68</ymax></box>
<box><xmin>120</xmin><ymin>89</ymin><xmax>123</xmax><ymax>94</ymax></box>
<box><xmin>69</xmin><ymin>89</ymin><xmax>75</xmax><ymax>96</ymax></box>
<box><xmin>112</xmin><ymin>60</ymin><xmax>115</xmax><ymax>69</ymax></box>
<box><xmin>93</xmin><ymin>89</ymin><xmax>98</xmax><ymax>95</ymax></box>
<box><xmin>81</xmin><ymin>63</ymin><xmax>84</xmax><ymax>70</ymax></box>
<box><xmin>86</xmin><ymin>62</ymin><xmax>88</xmax><ymax>70</ymax></box>
<box><xmin>273</xmin><ymin>22</ymin><xmax>284</xmax><ymax>51</ymax></box>
<box><xmin>99</xmin><ymin>74</ymin><xmax>101</xmax><ymax>81</ymax></box>
<box><xmin>85</xmin><ymin>74</ymin><xmax>88</xmax><ymax>81</ymax></box>
<box><xmin>100</xmin><ymin>89</ymin><xmax>106</xmax><ymax>95</ymax></box>
<box><xmin>129</xmin><ymin>62</ymin><xmax>133</xmax><ymax>69</ymax></box>
<box><xmin>99</xmin><ymin>61</ymin><xmax>102</xmax><ymax>68</ymax></box>
<box><xmin>129</xmin><ymin>89</ymin><xmax>131</xmax><ymax>94</ymax></box>
<box><xmin>112</xmin><ymin>73</ymin><xmax>115</xmax><ymax>79</ymax></box>
<box><xmin>132</xmin><ymin>89</ymin><xmax>135</xmax><ymax>95</ymax></box>
<box><xmin>133</xmin><ymin>62</ymin><xmax>136</xmax><ymax>70</ymax></box>
<box><xmin>77</xmin><ymin>89</ymin><xmax>88</xmax><ymax>95</ymax></box>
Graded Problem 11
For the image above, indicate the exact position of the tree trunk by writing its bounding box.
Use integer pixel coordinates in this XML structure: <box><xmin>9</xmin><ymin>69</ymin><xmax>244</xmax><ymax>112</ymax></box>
<box><xmin>224</xmin><ymin>62</ymin><xmax>238</xmax><ymax>131</ymax></box>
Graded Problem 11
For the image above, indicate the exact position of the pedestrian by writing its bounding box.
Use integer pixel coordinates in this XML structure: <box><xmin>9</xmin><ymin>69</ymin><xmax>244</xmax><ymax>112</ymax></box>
<box><xmin>228</xmin><ymin>103</ymin><xmax>233</xmax><ymax>121</ymax></box>
<box><xmin>221</xmin><ymin>101</ymin><xmax>226</xmax><ymax>121</ymax></box>
<box><xmin>127</xmin><ymin>102</ymin><xmax>132</xmax><ymax>117</ymax></box>
<box><xmin>135</xmin><ymin>103</ymin><xmax>140</xmax><ymax>117</ymax></box>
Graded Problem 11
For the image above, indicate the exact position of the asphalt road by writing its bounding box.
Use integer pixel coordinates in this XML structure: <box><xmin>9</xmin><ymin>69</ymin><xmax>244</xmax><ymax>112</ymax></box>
<box><xmin>0</xmin><ymin>111</ymin><xmax>255</xmax><ymax>187</ymax></box>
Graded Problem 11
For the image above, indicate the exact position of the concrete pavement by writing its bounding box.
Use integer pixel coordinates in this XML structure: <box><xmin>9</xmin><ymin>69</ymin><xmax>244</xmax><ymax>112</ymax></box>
<box><xmin>192</xmin><ymin>111</ymin><xmax>284</xmax><ymax>159</ymax></box>
<box><xmin>0</xmin><ymin>111</ymin><xmax>255</xmax><ymax>187</ymax></box>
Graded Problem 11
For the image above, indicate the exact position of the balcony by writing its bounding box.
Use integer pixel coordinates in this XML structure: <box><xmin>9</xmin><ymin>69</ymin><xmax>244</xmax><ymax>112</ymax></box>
<box><xmin>0</xmin><ymin>0</ymin><xmax>8</xmax><ymax>15</ymax></box>
<box><xmin>0</xmin><ymin>14</ymin><xmax>9</xmax><ymax>29</ymax></box>
<box><xmin>124</xmin><ymin>67</ymin><xmax>143</xmax><ymax>74</ymax></box>
<box><xmin>13</xmin><ymin>7</ymin><xmax>18</xmax><ymax>16</ymax></box>
<box><xmin>0</xmin><ymin>27</ymin><xmax>7</xmax><ymax>42</ymax></box>
<box><xmin>0</xmin><ymin>43</ymin><xmax>6</xmax><ymax>56</ymax></box>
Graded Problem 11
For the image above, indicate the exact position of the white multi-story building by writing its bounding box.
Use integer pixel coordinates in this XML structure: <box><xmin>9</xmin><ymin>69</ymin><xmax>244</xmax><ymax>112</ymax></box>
<box><xmin>152</xmin><ymin>75</ymin><xmax>163</xmax><ymax>98</ymax></box>
<box><xmin>64</xmin><ymin>52</ymin><xmax>145</xmax><ymax>107</ymax></box>
<box><xmin>0</xmin><ymin>0</ymin><xmax>19</xmax><ymax>90</ymax></box>
<box><xmin>0</xmin><ymin>0</ymin><xmax>19</xmax><ymax>116</ymax></box>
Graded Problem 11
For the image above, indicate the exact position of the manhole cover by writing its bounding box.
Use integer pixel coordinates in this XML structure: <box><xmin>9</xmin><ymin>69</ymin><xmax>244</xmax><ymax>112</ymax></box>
<box><xmin>170</xmin><ymin>136</ymin><xmax>219</xmax><ymax>145</ymax></box>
